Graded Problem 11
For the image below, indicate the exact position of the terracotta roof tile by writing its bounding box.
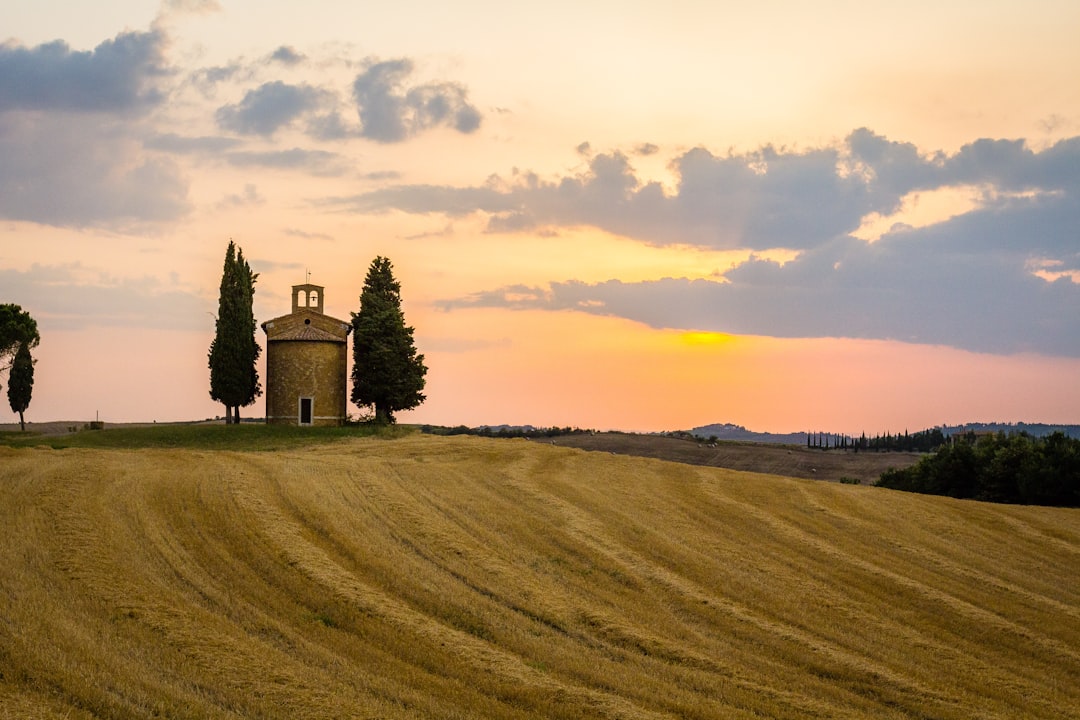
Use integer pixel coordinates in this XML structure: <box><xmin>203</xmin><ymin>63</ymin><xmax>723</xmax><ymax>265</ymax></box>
<box><xmin>269</xmin><ymin>325</ymin><xmax>346</xmax><ymax>342</ymax></box>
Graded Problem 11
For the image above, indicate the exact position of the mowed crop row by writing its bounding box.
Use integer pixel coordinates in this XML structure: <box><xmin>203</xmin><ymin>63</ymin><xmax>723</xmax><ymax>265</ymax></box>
<box><xmin>1</xmin><ymin>435</ymin><xmax>1078</xmax><ymax>719</ymax></box>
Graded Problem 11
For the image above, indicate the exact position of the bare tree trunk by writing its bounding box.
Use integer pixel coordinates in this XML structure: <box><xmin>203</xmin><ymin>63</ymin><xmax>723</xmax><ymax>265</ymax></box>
<box><xmin>18</xmin><ymin>411</ymin><xmax>25</xmax><ymax>432</ymax></box>
<box><xmin>225</xmin><ymin>404</ymin><xmax>233</xmax><ymax>424</ymax></box>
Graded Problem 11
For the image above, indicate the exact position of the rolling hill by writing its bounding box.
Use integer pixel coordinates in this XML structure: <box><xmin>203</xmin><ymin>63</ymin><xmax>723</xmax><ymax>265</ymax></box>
<box><xmin>1</xmin><ymin>434</ymin><xmax>1078</xmax><ymax>718</ymax></box>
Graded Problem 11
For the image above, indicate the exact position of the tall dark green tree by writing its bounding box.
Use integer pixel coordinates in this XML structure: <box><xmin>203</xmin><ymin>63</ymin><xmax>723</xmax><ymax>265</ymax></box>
<box><xmin>351</xmin><ymin>256</ymin><xmax>427</xmax><ymax>424</ymax></box>
<box><xmin>1</xmin><ymin>304</ymin><xmax>39</xmax><ymax>407</ymax></box>
<box><xmin>208</xmin><ymin>242</ymin><xmax>262</xmax><ymax>424</ymax></box>
<box><xmin>1</xmin><ymin>304</ymin><xmax>39</xmax><ymax>369</ymax></box>
<box><xmin>7</xmin><ymin>341</ymin><xmax>34</xmax><ymax>431</ymax></box>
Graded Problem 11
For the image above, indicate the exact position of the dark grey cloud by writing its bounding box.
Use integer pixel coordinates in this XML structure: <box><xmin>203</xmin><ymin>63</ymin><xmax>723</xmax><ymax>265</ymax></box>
<box><xmin>337</xmin><ymin>130</ymin><xmax>1080</xmax><ymax>254</ymax></box>
<box><xmin>421</xmin><ymin>130</ymin><xmax>1080</xmax><ymax>358</ymax></box>
<box><xmin>0</xmin><ymin>113</ymin><xmax>190</xmax><ymax>227</ymax></box>
<box><xmin>0</xmin><ymin>30</ymin><xmax>169</xmax><ymax>113</ymax></box>
<box><xmin>216</xmin><ymin>80</ymin><xmax>329</xmax><ymax>136</ymax></box>
<box><xmin>305</xmin><ymin>111</ymin><xmax>354</xmax><ymax>141</ymax></box>
<box><xmin>634</xmin><ymin>142</ymin><xmax>659</xmax><ymax>156</ymax></box>
<box><xmin>441</xmin><ymin>226</ymin><xmax>1080</xmax><ymax>356</ymax></box>
<box><xmin>352</xmin><ymin>58</ymin><xmax>482</xmax><ymax>142</ymax></box>
<box><xmin>270</xmin><ymin>46</ymin><xmax>304</xmax><ymax>65</ymax></box>
<box><xmin>146</xmin><ymin>133</ymin><xmax>242</xmax><ymax>154</ymax></box>
<box><xmin>0</xmin><ymin>29</ymin><xmax>191</xmax><ymax>228</ymax></box>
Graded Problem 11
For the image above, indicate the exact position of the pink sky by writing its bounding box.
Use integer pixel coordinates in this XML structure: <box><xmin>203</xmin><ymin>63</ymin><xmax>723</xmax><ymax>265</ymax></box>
<box><xmin>2</xmin><ymin>0</ymin><xmax>1079</xmax><ymax>433</ymax></box>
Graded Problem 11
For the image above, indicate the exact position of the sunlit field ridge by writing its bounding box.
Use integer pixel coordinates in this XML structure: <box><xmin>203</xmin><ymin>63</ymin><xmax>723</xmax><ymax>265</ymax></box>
<box><xmin>1</xmin><ymin>434</ymin><xmax>1078</xmax><ymax>718</ymax></box>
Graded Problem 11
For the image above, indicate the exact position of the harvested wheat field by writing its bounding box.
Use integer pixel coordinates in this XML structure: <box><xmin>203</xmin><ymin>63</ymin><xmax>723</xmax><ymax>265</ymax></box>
<box><xmin>1</xmin><ymin>434</ymin><xmax>1078</xmax><ymax>719</ymax></box>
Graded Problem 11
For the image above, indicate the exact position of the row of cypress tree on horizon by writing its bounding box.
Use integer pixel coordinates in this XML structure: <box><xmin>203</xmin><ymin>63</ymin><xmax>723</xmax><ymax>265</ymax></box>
<box><xmin>807</xmin><ymin>427</ymin><xmax>949</xmax><ymax>453</ymax></box>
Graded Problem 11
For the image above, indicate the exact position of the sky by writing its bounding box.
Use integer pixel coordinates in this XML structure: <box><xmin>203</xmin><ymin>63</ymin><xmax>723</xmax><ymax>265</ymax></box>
<box><xmin>1</xmin><ymin>0</ymin><xmax>1079</xmax><ymax>433</ymax></box>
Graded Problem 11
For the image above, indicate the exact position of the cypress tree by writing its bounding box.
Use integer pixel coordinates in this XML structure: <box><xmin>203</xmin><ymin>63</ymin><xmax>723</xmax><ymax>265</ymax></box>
<box><xmin>233</xmin><ymin>247</ymin><xmax>262</xmax><ymax>422</ymax></box>
<box><xmin>0</xmin><ymin>303</ymin><xmax>39</xmax><ymax>373</ymax></box>
<box><xmin>7</xmin><ymin>341</ymin><xmax>34</xmax><ymax>431</ymax></box>
<box><xmin>208</xmin><ymin>241</ymin><xmax>261</xmax><ymax>423</ymax></box>
<box><xmin>351</xmin><ymin>256</ymin><xmax>427</xmax><ymax>424</ymax></box>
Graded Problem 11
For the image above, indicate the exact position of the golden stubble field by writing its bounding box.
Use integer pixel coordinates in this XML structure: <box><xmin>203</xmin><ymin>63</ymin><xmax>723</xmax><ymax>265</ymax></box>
<box><xmin>1</xmin><ymin>435</ymin><xmax>1078</xmax><ymax>719</ymax></box>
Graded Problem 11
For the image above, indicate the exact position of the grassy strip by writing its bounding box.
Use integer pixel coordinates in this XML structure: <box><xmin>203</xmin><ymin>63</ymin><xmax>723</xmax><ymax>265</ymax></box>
<box><xmin>0</xmin><ymin>422</ymin><xmax>412</xmax><ymax>451</ymax></box>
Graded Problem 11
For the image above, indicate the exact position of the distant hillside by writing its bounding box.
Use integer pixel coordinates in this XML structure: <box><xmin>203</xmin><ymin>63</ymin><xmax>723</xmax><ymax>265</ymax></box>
<box><xmin>691</xmin><ymin>422</ymin><xmax>806</xmax><ymax>444</ymax></box>
<box><xmin>1</xmin><ymin>435</ymin><xmax>1077</xmax><ymax>718</ymax></box>
<box><xmin>548</xmin><ymin>431</ymin><xmax>920</xmax><ymax>483</ymax></box>
<box><xmin>692</xmin><ymin>421</ymin><xmax>1080</xmax><ymax>442</ymax></box>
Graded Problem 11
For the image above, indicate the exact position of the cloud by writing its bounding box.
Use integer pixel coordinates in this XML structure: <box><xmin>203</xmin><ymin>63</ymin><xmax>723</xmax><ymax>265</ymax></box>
<box><xmin>305</xmin><ymin>111</ymin><xmax>355</xmax><ymax>141</ymax></box>
<box><xmin>422</xmin><ymin>130</ymin><xmax>1080</xmax><ymax>358</ymax></box>
<box><xmin>325</xmin><ymin>183</ymin><xmax>515</xmax><ymax>216</ymax></box>
<box><xmin>162</xmin><ymin>0</ymin><xmax>222</xmax><ymax>15</ymax></box>
<box><xmin>224</xmin><ymin>147</ymin><xmax>348</xmax><ymax>175</ymax></box>
<box><xmin>248</xmin><ymin>258</ymin><xmax>303</xmax><ymax>272</ymax></box>
<box><xmin>216</xmin><ymin>80</ymin><xmax>329</xmax><ymax>136</ymax></box>
<box><xmin>216</xmin><ymin>183</ymin><xmax>264</xmax><ymax>210</ymax></box>
<box><xmin>404</xmin><ymin>223</ymin><xmax>454</xmax><ymax>240</ymax></box>
<box><xmin>337</xmin><ymin>130</ymin><xmax>1080</xmax><ymax>254</ymax></box>
<box><xmin>270</xmin><ymin>46</ymin><xmax>304</xmax><ymax>65</ymax></box>
<box><xmin>0</xmin><ymin>30</ymin><xmax>169</xmax><ymax>113</ymax></box>
<box><xmin>634</xmin><ymin>143</ymin><xmax>659</xmax><ymax>156</ymax></box>
<box><xmin>0</xmin><ymin>113</ymin><xmax>191</xmax><ymax>227</ymax></box>
<box><xmin>0</xmin><ymin>29</ymin><xmax>192</xmax><ymax>228</ymax></box>
<box><xmin>190</xmin><ymin>62</ymin><xmax>246</xmax><ymax>96</ymax></box>
<box><xmin>146</xmin><ymin>133</ymin><xmax>242</xmax><ymax>154</ymax></box>
<box><xmin>0</xmin><ymin>264</ymin><xmax>210</xmax><ymax>332</ymax></box>
<box><xmin>351</xmin><ymin>58</ymin><xmax>482</xmax><ymax>142</ymax></box>
<box><xmin>442</xmin><ymin>229</ymin><xmax>1080</xmax><ymax>357</ymax></box>
<box><xmin>420</xmin><ymin>335</ymin><xmax>513</xmax><ymax>354</ymax></box>
<box><xmin>284</xmin><ymin>228</ymin><xmax>334</xmax><ymax>241</ymax></box>
<box><xmin>334</xmin><ymin>141</ymin><xmax>877</xmax><ymax>248</ymax></box>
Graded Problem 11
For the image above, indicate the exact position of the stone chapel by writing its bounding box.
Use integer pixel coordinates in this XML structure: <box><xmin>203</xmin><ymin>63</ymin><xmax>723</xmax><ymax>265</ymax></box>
<box><xmin>261</xmin><ymin>284</ymin><xmax>351</xmax><ymax>426</ymax></box>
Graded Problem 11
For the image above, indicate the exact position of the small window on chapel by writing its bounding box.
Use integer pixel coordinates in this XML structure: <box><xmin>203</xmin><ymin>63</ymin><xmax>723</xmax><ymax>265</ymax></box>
<box><xmin>297</xmin><ymin>290</ymin><xmax>307</xmax><ymax>307</ymax></box>
<box><xmin>309</xmin><ymin>290</ymin><xmax>319</xmax><ymax>307</ymax></box>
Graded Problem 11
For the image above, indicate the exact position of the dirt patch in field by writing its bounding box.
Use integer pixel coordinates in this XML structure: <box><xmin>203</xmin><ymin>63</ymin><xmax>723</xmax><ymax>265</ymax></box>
<box><xmin>546</xmin><ymin>432</ymin><xmax>921</xmax><ymax>484</ymax></box>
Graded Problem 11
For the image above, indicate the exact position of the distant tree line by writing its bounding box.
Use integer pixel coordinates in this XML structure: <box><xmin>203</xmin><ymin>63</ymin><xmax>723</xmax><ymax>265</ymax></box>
<box><xmin>876</xmin><ymin>432</ymin><xmax>1080</xmax><ymax>507</ymax></box>
<box><xmin>807</xmin><ymin>428</ymin><xmax>948</xmax><ymax>453</ymax></box>
<box><xmin>420</xmin><ymin>425</ymin><xmax>596</xmax><ymax>439</ymax></box>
